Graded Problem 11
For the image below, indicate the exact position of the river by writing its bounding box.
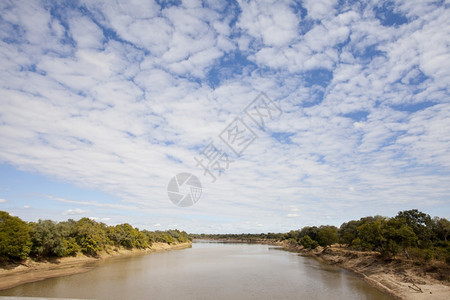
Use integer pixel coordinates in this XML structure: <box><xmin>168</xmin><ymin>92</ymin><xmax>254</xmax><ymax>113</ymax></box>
<box><xmin>0</xmin><ymin>241</ymin><xmax>393</xmax><ymax>299</ymax></box>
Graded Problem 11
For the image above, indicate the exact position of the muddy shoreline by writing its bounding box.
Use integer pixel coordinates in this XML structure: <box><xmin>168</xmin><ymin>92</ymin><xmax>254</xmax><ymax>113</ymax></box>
<box><xmin>280</xmin><ymin>242</ymin><xmax>450</xmax><ymax>300</ymax></box>
<box><xmin>0</xmin><ymin>242</ymin><xmax>192</xmax><ymax>291</ymax></box>
<box><xmin>2</xmin><ymin>240</ymin><xmax>449</xmax><ymax>299</ymax></box>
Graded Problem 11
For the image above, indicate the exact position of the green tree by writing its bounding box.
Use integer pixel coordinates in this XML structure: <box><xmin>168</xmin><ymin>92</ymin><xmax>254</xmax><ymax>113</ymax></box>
<box><xmin>299</xmin><ymin>226</ymin><xmax>319</xmax><ymax>241</ymax></box>
<box><xmin>57</xmin><ymin>219</ymin><xmax>78</xmax><ymax>238</ymax></box>
<box><xmin>283</xmin><ymin>230</ymin><xmax>301</xmax><ymax>243</ymax></box>
<box><xmin>316</xmin><ymin>226</ymin><xmax>339</xmax><ymax>247</ymax></box>
<box><xmin>384</xmin><ymin>218</ymin><xmax>417</xmax><ymax>258</ymax></box>
<box><xmin>267</xmin><ymin>232</ymin><xmax>283</xmax><ymax>240</ymax></box>
<box><xmin>339</xmin><ymin>220</ymin><xmax>361</xmax><ymax>245</ymax></box>
<box><xmin>107</xmin><ymin>223</ymin><xmax>150</xmax><ymax>249</ymax></box>
<box><xmin>75</xmin><ymin>218</ymin><xmax>107</xmax><ymax>256</ymax></box>
<box><xmin>142</xmin><ymin>230</ymin><xmax>157</xmax><ymax>244</ymax></box>
<box><xmin>300</xmin><ymin>235</ymin><xmax>319</xmax><ymax>249</ymax></box>
<box><xmin>30</xmin><ymin>220</ymin><xmax>66</xmax><ymax>257</ymax></box>
<box><xmin>396</xmin><ymin>209</ymin><xmax>433</xmax><ymax>248</ymax></box>
<box><xmin>339</xmin><ymin>216</ymin><xmax>383</xmax><ymax>247</ymax></box>
<box><xmin>62</xmin><ymin>237</ymin><xmax>80</xmax><ymax>256</ymax></box>
<box><xmin>154</xmin><ymin>232</ymin><xmax>174</xmax><ymax>244</ymax></box>
<box><xmin>0</xmin><ymin>211</ymin><xmax>31</xmax><ymax>260</ymax></box>
<box><xmin>134</xmin><ymin>231</ymin><xmax>150</xmax><ymax>248</ymax></box>
<box><xmin>109</xmin><ymin>223</ymin><xmax>137</xmax><ymax>248</ymax></box>
<box><xmin>396</xmin><ymin>225</ymin><xmax>417</xmax><ymax>258</ymax></box>
<box><xmin>432</xmin><ymin>217</ymin><xmax>450</xmax><ymax>242</ymax></box>
<box><xmin>356</xmin><ymin>219</ymin><xmax>386</xmax><ymax>252</ymax></box>
<box><xmin>166</xmin><ymin>229</ymin><xmax>191</xmax><ymax>243</ymax></box>
<box><xmin>56</xmin><ymin>219</ymin><xmax>80</xmax><ymax>256</ymax></box>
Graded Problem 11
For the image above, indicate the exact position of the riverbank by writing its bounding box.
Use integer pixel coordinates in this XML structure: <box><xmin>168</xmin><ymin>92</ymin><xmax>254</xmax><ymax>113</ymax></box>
<box><xmin>0</xmin><ymin>242</ymin><xmax>191</xmax><ymax>291</ymax></box>
<box><xmin>281</xmin><ymin>242</ymin><xmax>450</xmax><ymax>300</ymax></box>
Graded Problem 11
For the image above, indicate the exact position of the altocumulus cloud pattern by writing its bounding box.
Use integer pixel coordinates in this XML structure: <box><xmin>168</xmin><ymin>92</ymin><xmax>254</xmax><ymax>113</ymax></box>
<box><xmin>0</xmin><ymin>0</ymin><xmax>449</xmax><ymax>233</ymax></box>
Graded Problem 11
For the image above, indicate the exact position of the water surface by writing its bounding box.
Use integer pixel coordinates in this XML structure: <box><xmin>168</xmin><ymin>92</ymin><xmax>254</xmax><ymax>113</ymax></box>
<box><xmin>0</xmin><ymin>241</ymin><xmax>393</xmax><ymax>299</ymax></box>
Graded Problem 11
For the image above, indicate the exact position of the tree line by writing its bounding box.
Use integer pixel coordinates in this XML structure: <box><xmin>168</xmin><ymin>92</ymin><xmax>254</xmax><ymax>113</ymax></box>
<box><xmin>0</xmin><ymin>211</ymin><xmax>191</xmax><ymax>261</ymax></box>
<box><xmin>191</xmin><ymin>232</ymin><xmax>284</xmax><ymax>241</ymax></box>
<box><xmin>193</xmin><ymin>209</ymin><xmax>450</xmax><ymax>263</ymax></box>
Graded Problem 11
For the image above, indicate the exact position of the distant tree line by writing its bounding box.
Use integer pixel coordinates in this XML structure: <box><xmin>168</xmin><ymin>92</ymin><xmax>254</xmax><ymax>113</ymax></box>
<box><xmin>192</xmin><ymin>209</ymin><xmax>450</xmax><ymax>263</ymax></box>
<box><xmin>191</xmin><ymin>232</ymin><xmax>284</xmax><ymax>241</ymax></box>
<box><xmin>0</xmin><ymin>211</ymin><xmax>191</xmax><ymax>261</ymax></box>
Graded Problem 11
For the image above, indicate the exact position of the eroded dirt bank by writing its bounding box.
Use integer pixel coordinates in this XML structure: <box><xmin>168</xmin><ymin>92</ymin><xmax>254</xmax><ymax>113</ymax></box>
<box><xmin>282</xmin><ymin>242</ymin><xmax>450</xmax><ymax>300</ymax></box>
<box><xmin>0</xmin><ymin>242</ymin><xmax>191</xmax><ymax>291</ymax></box>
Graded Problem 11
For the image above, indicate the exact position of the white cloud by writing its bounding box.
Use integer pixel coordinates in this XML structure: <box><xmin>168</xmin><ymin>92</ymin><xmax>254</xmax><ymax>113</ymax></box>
<box><xmin>0</xmin><ymin>0</ymin><xmax>449</xmax><ymax>233</ymax></box>
<box><xmin>0</xmin><ymin>198</ymin><xmax>7</xmax><ymax>203</ymax></box>
<box><xmin>287</xmin><ymin>214</ymin><xmax>300</xmax><ymax>218</ymax></box>
<box><xmin>69</xmin><ymin>15</ymin><xmax>105</xmax><ymax>49</ymax></box>
<box><xmin>303</xmin><ymin>0</ymin><xmax>338</xmax><ymax>20</ymax></box>
<box><xmin>63</xmin><ymin>208</ymin><xmax>89</xmax><ymax>216</ymax></box>
<box><xmin>237</xmin><ymin>0</ymin><xmax>300</xmax><ymax>47</ymax></box>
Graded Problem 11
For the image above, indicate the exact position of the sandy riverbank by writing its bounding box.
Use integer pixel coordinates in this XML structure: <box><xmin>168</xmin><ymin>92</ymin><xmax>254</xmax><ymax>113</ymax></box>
<box><xmin>0</xmin><ymin>242</ymin><xmax>191</xmax><ymax>291</ymax></box>
<box><xmin>281</xmin><ymin>242</ymin><xmax>450</xmax><ymax>300</ymax></box>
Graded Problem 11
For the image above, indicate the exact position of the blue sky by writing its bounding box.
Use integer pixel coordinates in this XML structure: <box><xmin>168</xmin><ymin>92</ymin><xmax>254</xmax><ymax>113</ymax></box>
<box><xmin>0</xmin><ymin>0</ymin><xmax>449</xmax><ymax>233</ymax></box>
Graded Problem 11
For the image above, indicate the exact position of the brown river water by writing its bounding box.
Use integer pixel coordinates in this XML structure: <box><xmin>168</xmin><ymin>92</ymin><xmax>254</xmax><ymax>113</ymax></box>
<box><xmin>0</xmin><ymin>241</ymin><xmax>393</xmax><ymax>299</ymax></box>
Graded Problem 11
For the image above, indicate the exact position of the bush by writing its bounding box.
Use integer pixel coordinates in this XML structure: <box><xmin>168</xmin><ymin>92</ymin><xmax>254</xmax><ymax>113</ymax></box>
<box><xmin>409</xmin><ymin>247</ymin><xmax>434</xmax><ymax>261</ymax></box>
<box><xmin>300</xmin><ymin>235</ymin><xmax>319</xmax><ymax>249</ymax></box>
<box><xmin>287</xmin><ymin>238</ymin><xmax>298</xmax><ymax>244</ymax></box>
<box><xmin>316</xmin><ymin>226</ymin><xmax>338</xmax><ymax>247</ymax></box>
<box><xmin>0</xmin><ymin>211</ymin><xmax>194</xmax><ymax>260</ymax></box>
<box><xmin>0</xmin><ymin>211</ymin><xmax>31</xmax><ymax>260</ymax></box>
<box><xmin>75</xmin><ymin>218</ymin><xmax>108</xmax><ymax>256</ymax></box>
<box><xmin>339</xmin><ymin>220</ymin><xmax>361</xmax><ymax>245</ymax></box>
<box><xmin>63</xmin><ymin>237</ymin><xmax>80</xmax><ymax>256</ymax></box>
<box><xmin>30</xmin><ymin>220</ymin><xmax>66</xmax><ymax>257</ymax></box>
<box><xmin>382</xmin><ymin>240</ymin><xmax>399</xmax><ymax>258</ymax></box>
<box><xmin>351</xmin><ymin>238</ymin><xmax>362</xmax><ymax>250</ymax></box>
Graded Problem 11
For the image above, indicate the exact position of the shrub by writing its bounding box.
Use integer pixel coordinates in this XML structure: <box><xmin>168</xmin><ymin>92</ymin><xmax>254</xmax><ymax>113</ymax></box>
<box><xmin>0</xmin><ymin>211</ymin><xmax>31</xmax><ymax>260</ymax></box>
<box><xmin>30</xmin><ymin>220</ymin><xmax>66</xmax><ymax>257</ymax></box>
<box><xmin>316</xmin><ymin>226</ymin><xmax>339</xmax><ymax>247</ymax></box>
<box><xmin>300</xmin><ymin>235</ymin><xmax>319</xmax><ymax>249</ymax></box>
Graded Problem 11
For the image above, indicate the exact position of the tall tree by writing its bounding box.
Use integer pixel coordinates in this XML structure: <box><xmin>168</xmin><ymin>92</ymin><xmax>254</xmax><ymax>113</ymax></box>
<box><xmin>30</xmin><ymin>220</ymin><xmax>65</xmax><ymax>257</ymax></box>
<box><xmin>339</xmin><ymin>220</ymin><xmax>361</xmax><ymax>245</ymax></box>
<box><xmin>0</xmin><ymin>211</ymin><xmax>31</xmax><ymax>260</ymax></box>
<box><xmin>316</xmin><ymin>226</ymin><xmax>339</xmax><ymax>247</ymax></box>
<box><xmin>432</xmin><ymin>217</ymin><xmax>450</xmax><ymax>242</ymax></box>
<box><xmin>356</xmin><ymin>219</ymin><xmax>386</xmax><ymax>252</ymax></box>
<box><xmin>396</xmin><ymin>209</ymin><xmax>433</xmax><ymax>247</ymax></box>
<box><xmin>75</xmin><ymin>218</ymin><xmax>108</xmax><ymax>256</ymax></box>
<box><xmin>384</xmin><ymin>218</ymin><xmax>417</xmax><ymax>258</ymax></box>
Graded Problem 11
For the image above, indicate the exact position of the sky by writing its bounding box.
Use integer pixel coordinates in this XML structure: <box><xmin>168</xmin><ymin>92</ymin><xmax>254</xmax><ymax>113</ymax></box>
<box><xmin>0</xmin><ymin>0</ymin><xmax>449</xmax><ymax>233</ymax></box>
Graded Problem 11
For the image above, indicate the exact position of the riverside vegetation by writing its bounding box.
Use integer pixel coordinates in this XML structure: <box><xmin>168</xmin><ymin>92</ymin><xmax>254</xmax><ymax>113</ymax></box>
<box><xmin>193</xmin><ymin>209</ymin><xmax>450</xmax><ymax>265</ymax></box>
<box><xmin>0</xmin><ymin>210</ymin><xmax>191</xmax><ymax>262</ymax></box>
<box><xmin>193</xmin><ymin>209</ymin><xmax>450</xmax><ymax>298</ymax></box>
<box><xmin>193</xmin><ymin>209</ymin><xmax>450</xmax><ymax>284</ymax></box>
<box><xmin>2</xmin><ymin>209</ymin><xmax>449</xmax><ymax>298</ymax></box>
<box><xmin>3</xmin><ymin>209</ymin><xmax>447</xmax><ymax>268</ymax></box>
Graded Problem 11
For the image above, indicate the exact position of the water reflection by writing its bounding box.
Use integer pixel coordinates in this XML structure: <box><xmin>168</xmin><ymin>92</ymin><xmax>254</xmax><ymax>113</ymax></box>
<box><xmin>0</xmin><ymin>242</ymin><xmax>393</xmax><ymax>300</ymax></box>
